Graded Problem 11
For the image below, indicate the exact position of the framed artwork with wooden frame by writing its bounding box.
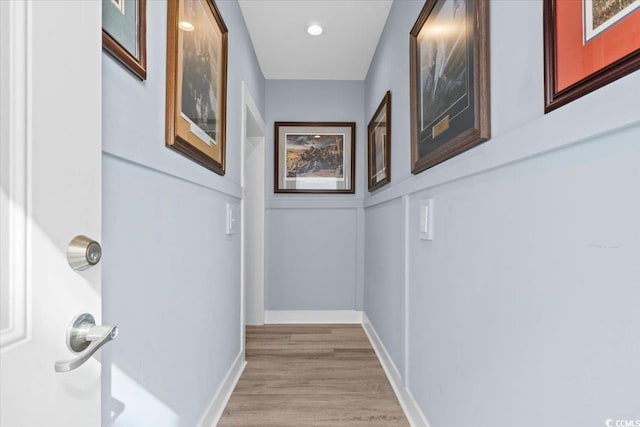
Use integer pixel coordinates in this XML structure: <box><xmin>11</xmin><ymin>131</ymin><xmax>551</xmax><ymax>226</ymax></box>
<box><xmin>544</xmin><ymin>0</ymin><xmax>640</xmax><ymax>112</ymax></box>
<box><xmin>368</xmin><ymin>91</ymin><xmax>391</xmax><ymax>192</ymax></box>
<box><xmin>410</xmin><ymin>0</ymin><xmax>490</xmax><ymax>175</ymax></box>
<box><xmin>102</xmin><ymin>0</ymin><xmax>147</xmax><ymax>80</ymax></box>
<box><xmin>274</xmin><ymin>122</ymin><xmax>356</xmax><ymax>194</ymax></box>
<box><xmin>165</xmin><ymin>0</ymin><xmax>228</xmax><ymax>175</ymax></box>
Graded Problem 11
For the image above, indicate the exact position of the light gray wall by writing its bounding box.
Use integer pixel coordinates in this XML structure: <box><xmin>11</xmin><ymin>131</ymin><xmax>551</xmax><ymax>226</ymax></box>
<box><xmin>265</xmin><ymin>80</ymin><xmax>365</xmax><ymax>311</ymax></box>
<box><xmin>406</xmin><ymin>126</ymin><xmax>640</xmax><ymax>427</ymax></box>
<box><xmin>101</xmin><ymin>1</ymin><xmax>264</xmax><ymax>425</ymax></box>
<box><xmin>267</xmin><ymin>208</ymin><xmax>357</xmax><ymax>310</ymax></box>
<box><xmin>363</xmin><ymin>198</ymin><xmax>405</xmax><ymax>375</ymax></box>
<box><xmin>364</xmin><ymin>1</ymin><xmax>640</xmax><ymax>426</ymax></box>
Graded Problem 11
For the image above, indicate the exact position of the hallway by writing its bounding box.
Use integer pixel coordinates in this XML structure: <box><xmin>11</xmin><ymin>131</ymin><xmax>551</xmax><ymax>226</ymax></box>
<box><xmin>219</xmin><ymin>325</ymin><xmax>408</xmax><ymax>426</ymax></box>
<box><xmin>2</xmin><ymin>0</ymin><xmax>640</xmax><ymax>425</ymax></box>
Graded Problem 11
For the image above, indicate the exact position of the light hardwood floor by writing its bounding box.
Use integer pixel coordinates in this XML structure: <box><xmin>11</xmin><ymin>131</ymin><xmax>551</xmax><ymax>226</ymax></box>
<box><xmin>218</xmin><ymin>324</ymin><xmax>408</xmax><ymax>426</ymax></box>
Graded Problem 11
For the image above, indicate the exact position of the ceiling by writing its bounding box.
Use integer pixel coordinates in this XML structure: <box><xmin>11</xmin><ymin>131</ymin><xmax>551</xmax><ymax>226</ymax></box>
<box><xmin>238</xmin><ymin>0</ymin><xmax>393</xmax><ymax>80</ymax></box>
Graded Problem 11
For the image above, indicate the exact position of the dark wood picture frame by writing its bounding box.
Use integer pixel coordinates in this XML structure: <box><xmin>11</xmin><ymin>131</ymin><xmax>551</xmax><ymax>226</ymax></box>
<box><xmin>165</xmin><ymin>0</ymin><xmax>228</xmax><ymax>175</ymax></box>
<box><xmin>274</xmin><ymin>122</ymin><xmax>356</xmax><ymax>194</ymax></box>
<box><xmin>102</xmin><ymin>0</ymin><xmax>147</xmax><ymax>80</ymax></box>
<box><xmin>368</xmin><ymin>91</ymin><xmax>391</xmax><ymax>192</ymax></box>
<box><xmin>543</xmin><ymin>0</ymin><xmax>640</xmax><ymax>113</ymax></box>
<box><xmin>410</xmin><ymin>0</ymin><xmax>490</xmax><ymax>175</ymax></box>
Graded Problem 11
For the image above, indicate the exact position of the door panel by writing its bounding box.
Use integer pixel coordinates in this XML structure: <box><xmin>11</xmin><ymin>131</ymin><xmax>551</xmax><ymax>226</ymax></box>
<box><xmin>0</xmin><ymin>1</ymin><xmax>103</xmax><ymax>426</ymax></box>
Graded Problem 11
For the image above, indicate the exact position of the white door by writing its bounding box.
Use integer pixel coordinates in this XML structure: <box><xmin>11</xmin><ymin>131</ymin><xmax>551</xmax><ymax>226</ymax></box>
<box><xmin>1</xmin><ymin>1</ymin><xmax>105</xmax><ymax>426</ymax></box>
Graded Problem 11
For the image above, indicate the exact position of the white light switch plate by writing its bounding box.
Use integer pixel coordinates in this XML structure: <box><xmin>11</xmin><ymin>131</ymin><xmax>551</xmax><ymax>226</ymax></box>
<box><xmin>419</xmin><ymin>199</ymin><xmax>434</xmax><ymax>240</ymax></box>
<box><xmin>226</xmin><ymin>203</ymin><xmax>237</xmax><ymax>235</ymax></box>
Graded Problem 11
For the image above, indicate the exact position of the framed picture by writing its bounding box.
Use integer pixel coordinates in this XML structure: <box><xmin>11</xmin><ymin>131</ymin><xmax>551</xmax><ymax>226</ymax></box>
<box><xmin>165</xmin><ymin>0</ymin><xmax>228</xmax><ymax>175</ymax></box>
<box><xmin>544</xmin><ymin>0</ymin><xmax>640</xmax><ymax>112</ymax></box>
<box><xmin>410</xmin><ymin>0</ymin><xmax>490</xmax><ymax>175</ymax></box>
<box><xmin>102</xmin><ymin>0</ymin><xmax>147</xmax><ymax>80</ymax></box>
<box><xmin>368</xmin><ymin>91</ymin><xmax>391</xmax><ymax>192</ymax></box>
<box><xmin>274</xmin><ymin>122</ymin><xmax>356</xmax><ymax>194</ymax></box>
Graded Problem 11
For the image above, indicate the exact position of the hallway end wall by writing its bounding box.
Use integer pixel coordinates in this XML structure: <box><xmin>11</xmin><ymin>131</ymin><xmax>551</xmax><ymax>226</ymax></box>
<box><xmin>265</xmin><ymin>80</ymin><xmax>365</xmax><ymax>312</ymax></box>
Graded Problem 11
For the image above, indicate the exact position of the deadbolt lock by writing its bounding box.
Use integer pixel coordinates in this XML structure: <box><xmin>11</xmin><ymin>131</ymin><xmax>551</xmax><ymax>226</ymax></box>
<box><xmin>67</xmin><ymin>235</ymin><xmax>102</xmax><ymax>271</ymax></box>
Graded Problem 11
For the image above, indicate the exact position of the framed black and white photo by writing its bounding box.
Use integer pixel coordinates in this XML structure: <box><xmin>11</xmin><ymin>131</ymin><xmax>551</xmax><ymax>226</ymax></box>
<box><xmin>275</xmin><ymin>122</ymin><xmax>356</xmax><ymax>194</ymax></box>
<box><xmin>102</xmin><ymin>0</ymin><xmax>147</xmax><ymax>79</ymax></box>
<box><xmin>165</xmin><ymin>0</ymin><xmax>228</xmax><ymax>175</ymax></box>
<box><xmin>410</xmin><ymin>0</ymin><xmax>490</xmax><ymax>174</ymax></box>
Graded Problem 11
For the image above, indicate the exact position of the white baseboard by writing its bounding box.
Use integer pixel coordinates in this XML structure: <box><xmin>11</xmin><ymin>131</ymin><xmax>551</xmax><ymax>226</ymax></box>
<box><xmin>264</xmin><ymin>310</ymin><xmax>363</xmax><ymax>324</ymax></box>
<box><xmin>215</xmin><ymin>312</ymin><xmax>428</xmax><ymax>426</ymax></box>
<box><xmin>197</xmin><ymin>351</ymin><xmax>247</xmax><ymax>427</ymax></box>
<box><xmin>362</xmin><ymin>313</ymin><xmax>431</xmax><ymax>427</ymax></box>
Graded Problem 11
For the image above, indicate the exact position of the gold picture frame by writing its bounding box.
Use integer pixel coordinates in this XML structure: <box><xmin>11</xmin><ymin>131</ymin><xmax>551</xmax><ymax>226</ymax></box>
<box><xmin>165</xmin><ymin>0</ymin><xmax>228</xmax><ymax>175</ymax></box>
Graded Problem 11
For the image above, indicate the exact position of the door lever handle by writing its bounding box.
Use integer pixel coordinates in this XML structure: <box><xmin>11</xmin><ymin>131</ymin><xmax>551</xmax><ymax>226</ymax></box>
<box><xmin>54</xmin><ymin>313</ymin><xmax>118</xmax><ymax>373</ymax></box>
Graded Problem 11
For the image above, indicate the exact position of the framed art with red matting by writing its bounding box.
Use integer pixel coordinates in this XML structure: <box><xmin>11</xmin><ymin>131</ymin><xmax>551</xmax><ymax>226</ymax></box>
<box><xmin>544</xmin><ymin>0</ymin><xmax>640</xmax><ymax>112</ymax></box>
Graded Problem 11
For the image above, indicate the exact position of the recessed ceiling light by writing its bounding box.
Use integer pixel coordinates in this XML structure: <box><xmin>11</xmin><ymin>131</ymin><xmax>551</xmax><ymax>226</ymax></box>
<box><xmin>307</xmin><ymin>24</ymin><xmax>323</xmax><ymax>36</ymax></box>
<box><xmin>179</xmin><ymin>21</ymin><xmax>195</xmax><ymax>32</ymax></box>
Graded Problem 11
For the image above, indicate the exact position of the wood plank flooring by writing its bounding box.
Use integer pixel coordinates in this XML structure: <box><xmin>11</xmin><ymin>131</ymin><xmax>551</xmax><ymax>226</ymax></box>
<box><xmin>218</xmin><ymin>324</ymin><xmax>408</xmax><ymax>426</ymax></box>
